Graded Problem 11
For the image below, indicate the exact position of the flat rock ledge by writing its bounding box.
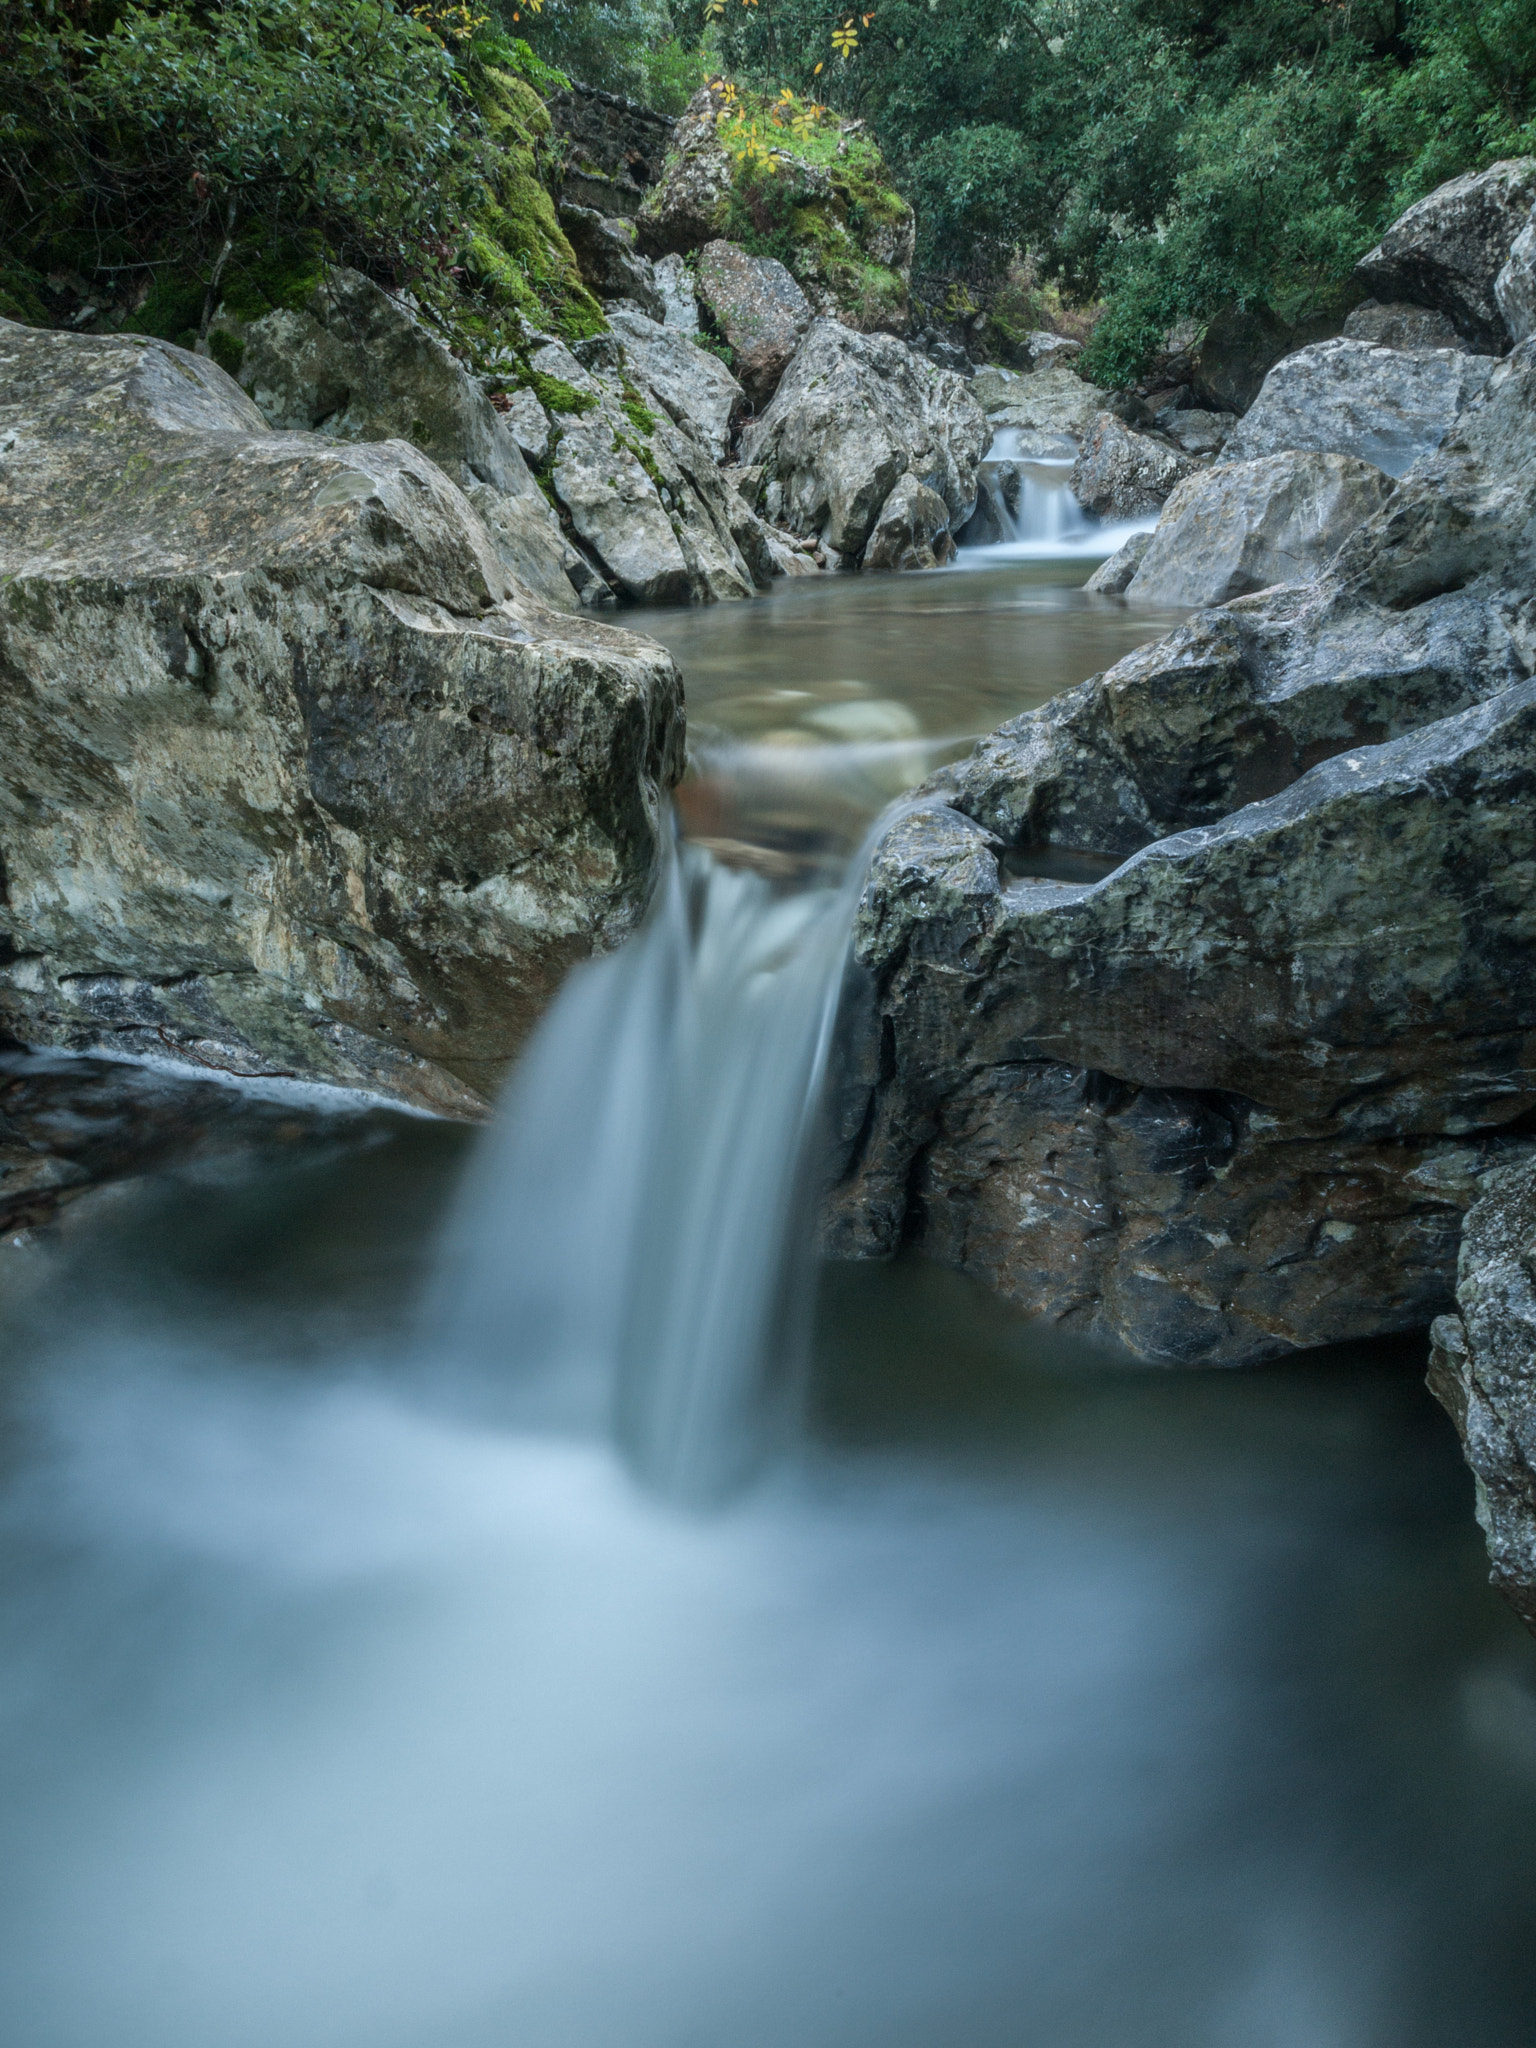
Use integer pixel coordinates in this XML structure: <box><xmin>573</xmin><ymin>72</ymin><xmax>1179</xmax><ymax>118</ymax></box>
<box><xmin>0</xmin><ymin>321</ymin><xmax>684</xmax><ymax>1114</ymax></box>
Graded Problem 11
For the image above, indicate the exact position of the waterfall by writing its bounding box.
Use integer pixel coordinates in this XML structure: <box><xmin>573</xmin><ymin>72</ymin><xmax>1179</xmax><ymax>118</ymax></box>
<box><xmin>959</xmin><ymin>425</ymin><xmax>1158</xmax><ymax>560</ymax></box>
<box><xmin>427</xmin><ymin>825</ymin><xmax>886</xmax><ymax>1503</ymax></box>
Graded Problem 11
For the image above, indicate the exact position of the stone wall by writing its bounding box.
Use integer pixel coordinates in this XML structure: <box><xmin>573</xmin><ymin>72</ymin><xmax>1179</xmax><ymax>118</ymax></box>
<box><xmin>547</xmin><ymin>81</ymin><xmax>675</xmax><ymax>219</ymax></box>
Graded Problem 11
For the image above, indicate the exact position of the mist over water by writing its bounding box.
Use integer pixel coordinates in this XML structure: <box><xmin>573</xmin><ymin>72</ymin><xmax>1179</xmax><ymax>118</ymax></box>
<box><xmin>2</xmin><ymin>561</ymin><xmax>1535</xmax><ymax>2047</ymax></box>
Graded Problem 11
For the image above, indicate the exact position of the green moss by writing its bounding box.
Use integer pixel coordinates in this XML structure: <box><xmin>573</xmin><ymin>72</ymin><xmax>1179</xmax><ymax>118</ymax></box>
<box><xmin>219</xmin><ymin>231</ymin><xmax>327</xmax><ymax>321</ymax></box>
<box><xmin>0</xmin><ymin>264</ymin><xmax>49</xmax><ymax>327</ymax></box>
<box><xmin>528</xmin><ymin>371</ymin><xmax>597</xmax><ymax>416</ymax></box>
<box><xmin>616</xmin><ymin>430</ymin><xmax>664</xmax><ymax>492</ymax></box>
<box><xmin>208</xmin><ymin>329</ymin><xmax>245</xmax><ymax>377</ymax></box>
<box><xmin>134</xmin><ymin>273</ymin><xmax>207</xmax><ymax>343</ymax></box>
<box><xmin>621</xmin><ymin>384</ymin><xmax>658</xmax><ymax>437</ymax></box>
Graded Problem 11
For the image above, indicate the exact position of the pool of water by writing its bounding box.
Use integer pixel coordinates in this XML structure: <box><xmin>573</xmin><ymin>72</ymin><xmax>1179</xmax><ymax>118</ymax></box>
<box><xmin>2</xmin><ymin>555</ymin><xmax>1534</xmax><ymax>2048</ymax></box>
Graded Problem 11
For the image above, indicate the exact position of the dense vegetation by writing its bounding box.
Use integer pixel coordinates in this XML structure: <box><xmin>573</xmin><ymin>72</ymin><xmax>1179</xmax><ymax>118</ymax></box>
<box><xmin>0</xmin><ymin>0</ymin><xmax>600</xmax><ymax>358</ymax></box>
<box><xmin>4</xmin><ymin>0</ymin><xmax>1533</xmax><ymax>385</ymax></box>
<box><xmin>527</xmin><ymin>0</ymin><xmax>1536</xmax><ymax>380</ymax></box>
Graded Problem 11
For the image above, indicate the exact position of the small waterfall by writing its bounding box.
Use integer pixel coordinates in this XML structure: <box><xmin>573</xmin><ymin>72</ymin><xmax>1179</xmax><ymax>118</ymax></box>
<box><xmin>959</xmin><ymin>424</ymin><xmax>1158</xmax><ymax>560</ymax></box>
<box><xmin>428</xmin><ymin>826</ymin><xmax>886</xmax><ymax>1502</ymax></box>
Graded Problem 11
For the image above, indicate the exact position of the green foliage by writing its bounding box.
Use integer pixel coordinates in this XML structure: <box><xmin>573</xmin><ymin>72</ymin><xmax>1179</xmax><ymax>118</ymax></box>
<box><xmin>718</xmin><ymin>0</ymin><xmax>1536</xmax><ymax>382</ymax></box>
<box><xmin>528</xmin><ymin>369</ymin><xmax>597</xmax><ymax>413</ymax></box>
<box><xmin>502</xmin><ymin>0</ymin><xmax>714</xmax><ymax>112</ymax></box>
<box><xmin>0</xmin><ymin>0</ymin><xmax>600</xmax><ymax>354</ymax></box>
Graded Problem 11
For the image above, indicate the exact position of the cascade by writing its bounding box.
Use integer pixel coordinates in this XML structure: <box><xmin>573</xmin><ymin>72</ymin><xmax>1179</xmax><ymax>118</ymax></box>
<box><xmin>428</xmin><ymin>820</ymin><xmax>894</xmax><ymax>1502</ymax></box>
<box><xmin>961</xmin><ymin>425</ymin><xmax>1156</xmax><ymax>559</ymax></box>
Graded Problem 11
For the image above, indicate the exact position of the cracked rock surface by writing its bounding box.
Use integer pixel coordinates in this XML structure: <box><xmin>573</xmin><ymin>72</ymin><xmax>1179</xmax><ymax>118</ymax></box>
<box><xmin>0</xmin><ymin>321</ymin><xmax>684</xmax><ymax>1112</ymax></box>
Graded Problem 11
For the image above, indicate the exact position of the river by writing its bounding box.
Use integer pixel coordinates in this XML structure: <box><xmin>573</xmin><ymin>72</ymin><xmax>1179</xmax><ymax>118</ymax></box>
<box><xmin>2</xmin><ymin>535</ymin><xmax>1535</xmax><ymax>2047</ymax></box>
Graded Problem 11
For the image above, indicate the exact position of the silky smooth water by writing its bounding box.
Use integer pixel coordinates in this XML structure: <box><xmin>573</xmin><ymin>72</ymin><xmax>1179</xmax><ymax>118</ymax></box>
<box><xmin>2</xmin><ymin>555</ymin><xmax>1534</xmax><ymax>2048</ymax></box>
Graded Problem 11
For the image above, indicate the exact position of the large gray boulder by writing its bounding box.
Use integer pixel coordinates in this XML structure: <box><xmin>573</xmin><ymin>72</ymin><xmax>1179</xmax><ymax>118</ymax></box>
<box><xmin>1125</xmin><ymin>452</ymin><xmax>1395</xmax><ymax>607</ymax></box>
<box><xmin>605</xmin><ymin>307</ymin><xmax>742</xmax><ymax>460</ymax></box>
<box><xmin>971</xmin><ymin>362</ymin><xmax>1108</xmax><ymax>437</ymax></box>
<box><xmin>1355</xmin><ymin>158</ymin><xmax>1536</xmax><ymax>354</ymax></box>
<box><xmin>1496</xmin><ymin>208</ymin><xmax>1536</xmax><ymax>347</ymax></box>
<box><xmin>827</xmin><ymin>339</ymin><xmax>1536</xmax><ymax>1364</ymax></box>
<box><xmin>0</xmin><ymin>322</ymin><xmax>684</xmax><ymax>1113</ymax></box>
<box><xmin>741</xmin><ymin>321</ymin><xmax>987</xmax><ymax>561</ymax></box>
<box><xmin>694</xmin><ymin>240</ymin><xmax>811</xmax><ymax>403</ymax></box>
<box><xmin>1223</xmin><ymin>337</ymin><xmax>1497</xmax><ymax>475</ymax></box>
<box><xmin>1069</xmin><ymin>413</ymin><xmax>1194</xmax><ymax>519</ymax></box>
<box><xmin>1429</xmin><ymin>1157</ymin><xmax>1536</xmax><ymax>1637</ymax></box>
<box><xmin>228</xmin><ymin>268</ymin><xmax>584</xmax><ymax>613</ymax></box>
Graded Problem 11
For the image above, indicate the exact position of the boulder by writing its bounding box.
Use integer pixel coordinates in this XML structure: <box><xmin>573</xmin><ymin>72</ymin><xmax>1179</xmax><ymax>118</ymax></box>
<box><xmin>971</xmin><ymin>362</ymin><xmax>1108</xmax><ymax>437</ymax></box>
<box><xmin>694</xmin><ymin>240</ymin><xmax>811</xmax><ymax>403</ymax></box>
<box><xmin>862</xmin><ymin>473</ymin><xmax>955</xmax><ymax>573</ymax></box>
<box><xmin>1192</xmin><ymin>305</ymin><xmax>1294</xmax><ymax>414</ymax></box>
<box><xmin>827</xmin><ymin>339</ymin><xmax>1536</xmax><ymax>1363</ymax></box>
<box><xmin>556</xmin><ymin>204</ymin><xmax>668</xmax><ymax>322</ymax></box>
<box><xmin>635</xmin><ymin>90</ymin><xmax>734</xmax><ymax>254</ymax></box>
<box><xmin>1069</xmin><ymin>413</ymin><xmax>1195</xmax><ymax>520</ymax></box>
<box><xmin>741</xmin><ymin>321</ymin><xmax>988</xmax><ymax>560</ymax></box>
<box><xmin>1082</xmin><ymin>531</ymin><xmax>1153</xmax><ymax>596</ymax></box>
<box><xmin>499</xmin><ymin>386</ymin><xmax>552</xmax><ymax>465</ymax></box>
<box><xmin>1223</xmin><ymin>337</ymin><xmax>1497</xmax><ymax>476</ymax></box>
<box><xmin>1125</xmin><ymin>452</ymin><xmax>1396</xmax><ymax>607</ymax></box>
<box><xmin>1343</xmin><ymin>298</ymin><xmax>1464</xmax><ymax>350</ymax></box>
<box><xmin>1155</xmin><ymin>407</ymin><xmax>1232</xmax><ymax>458</ymax></box>
<box><xmin>653</xmin><ymin>252</ymin><xmax>701</xmax><ymax>333</ymax></box>
<box><xmin>0</xmin><ymin>321</ymin><xmax>684</xmax><ymax>1112</ymax></box>
<box><xmin>230</xmin><ymin>268</ymin><xmax>582</xmax><ymax>613</ymax></box>
<box><xmin>1496</xmin><ymin>209</ymin><xmax>1536</xmax><ymax>347</ymax></box>
<box><xmin>607</xmin><ymin>306</ymin><xmax>743</xmax><ymax>461</ymax></box>
<box><xmin>1355</xmin><ymin>158</ymin><xmax>1536</xmax><ymax>354</ymax></box>
<box><xmin>523</xmin><ymin>337</ymin><xmax>779</xmax><ymax>605</ymax></box>
<box><xmin>1429</xmin><ymin>1156</ymin><xmax>1536</xmax><ymax>1638</ymax></box>
<box><xmin>955</xmin><ymin>459</ymin><xmax>1022</xmax><ymax>546</ymax></box>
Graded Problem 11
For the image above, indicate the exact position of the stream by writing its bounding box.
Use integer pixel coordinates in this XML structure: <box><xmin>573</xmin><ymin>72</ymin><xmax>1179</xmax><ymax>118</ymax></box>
<box><xmin>2</xmin><ymin>519</ymin><xmax>1536</xmax><ymax>2047</ymax></box>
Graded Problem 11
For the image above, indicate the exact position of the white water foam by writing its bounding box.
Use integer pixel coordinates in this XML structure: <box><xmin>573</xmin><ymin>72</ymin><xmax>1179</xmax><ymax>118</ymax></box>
<box><xmin>957</xmin><ymin>427</ymin><xmax>1157</xmax><ymax>563</ymax></box>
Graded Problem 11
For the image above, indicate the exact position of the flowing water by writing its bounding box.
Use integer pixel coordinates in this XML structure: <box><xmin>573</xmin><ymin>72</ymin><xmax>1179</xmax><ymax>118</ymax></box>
<box><xmin>2</xmin><ymin>545</ymin><xmax>1536</xmax><ymax>2047</ymax></box>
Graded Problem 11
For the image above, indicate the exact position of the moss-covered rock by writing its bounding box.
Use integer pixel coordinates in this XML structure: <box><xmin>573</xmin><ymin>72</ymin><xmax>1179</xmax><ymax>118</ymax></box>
<box><xmin>637</xmin><ymin>84</ymin><xmax>913</xmax><ymax>335</ymax></box>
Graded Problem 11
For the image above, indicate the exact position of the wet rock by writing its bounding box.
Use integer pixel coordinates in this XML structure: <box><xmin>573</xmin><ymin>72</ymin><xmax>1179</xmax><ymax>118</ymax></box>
<box><xmin>557</xmin><ymin>204</ymin><xmax>668</xmax><ymax>321</ymax></box>
<box><xmin>863</xmin><ymin>473</ymin><xmax>955</xmax><ymax>572</ymax></box>
<box><xmin>1497</xmin><ymin>209</ymin><xmax>1536</xmax><ymax>348</ymax></box>
<box><xmin>741</xmin><ymin>321</ymin><xmax>987</xmax><ymax>561</ymax></box>
<box><xmin>1126</xmin><ymin>452</ymin><xmax>1396</xmax><ymax>607</ymax></box>
<box><xmin>694</xmin><ymin>240</ymin><xmax>811</xmax><ymax>403</ymax></box>
<box><xmin>1355</xmin><ymin>158</ymin><xmax>1536</xmax><ymax>354</ymax></box>
<box><xmin>829</xmin><ymin>340</ymin><xmax>1536</xmax><ymax>1361</ymax></box>
<box><xmin>607</xmin><ymin>306</ymin><xmax>742</xmax><ymax>461</ymax></box>
<box><xmin>230</xmin><ymin>268</ymin><xmax>582</xmax><ymax>612</ymax></box>
<box><xmin>1223</xmin><ymin>338</ymin><xmax>1497</xmax><ymax>476</ymax></box>
<box><xmin>955</xmin><ymin>460</ymin><xmax>1022</xmax><ymax>546</ymax></box>
<box><xmin>1070</xmin><ymin>413</ymin><xmax>1195</xmax><ymax>520</ymax></box>
<box><xmin>0</xmin><ymin>320</ymin><xmax>684</xmax><ymax>1111</ymax></box>
<box><xmin>1082</xmin><ymin>531</ymin><xmax>1153</xmax><ymax>595</ymax></box>
<box><xmin>1429</xmin><ymin>1154</ymin><xmax>1536</xmax><ymax>1637</ymax></box>
<box><xmin>1343</xmin><ymin>299</ymin><xmax>1464</xmax><ymax>350</ymax></box>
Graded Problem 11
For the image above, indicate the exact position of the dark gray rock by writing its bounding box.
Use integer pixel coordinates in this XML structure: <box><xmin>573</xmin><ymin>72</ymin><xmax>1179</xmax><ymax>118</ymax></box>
<box><xmin>1082</xmin><ymin>531</ymin><xmax>1152</xmax><ymax>595</ymax></box>
<box><xmin>1070</xmin><ymin>413</ymin><xmax>1194</xmax><ymax>519</ymax></box>
<box><xmin>828</xmin><ymin>339</ymin><xmax>1536</xmax><ymax>1363</ymax></box>
<box><xmin>0</xmin><ymin>321</ymin><xmax>685</xmax><ymax>1112</ymax></box>
<box><xmin>862</xmin><ymin>472</ymin><xmax>955</xmax><ymax>572</ymax></box>
<box><xmin>557</xmin><ymin>204</ymin><xmax>668</xmax><ymax>322</ymax></box>
<box><xmin>1429</xmin><ymin>1154</ymin><xmax>1536</xmax><ymax>1637</ymax></box>
<box><xmin>1343</xmin><ymin>298</ymin><xmax>1464</xmax><ymax>350</ymax></box>
<box><xmin>1497</xmin><ymin>207</ymin><xmax>1536</xmax><ymax>348</ymax></box>
<box><xmin>1192</xmin><ymin>305</ymin><xmax>1294</xmax><ymax>414</ymax></box>
<box><xmin>1355</xmin><ymin>158</ymin><xmax>1536</xmax><ymax>354</ymax></box>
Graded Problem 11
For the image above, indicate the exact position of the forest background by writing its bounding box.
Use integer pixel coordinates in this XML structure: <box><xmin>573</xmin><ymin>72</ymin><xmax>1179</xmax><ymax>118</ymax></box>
<box><xmin>4</xmin><ymin>0</ymin><xmax>1535</xmax><ymax>387</ymax></box>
